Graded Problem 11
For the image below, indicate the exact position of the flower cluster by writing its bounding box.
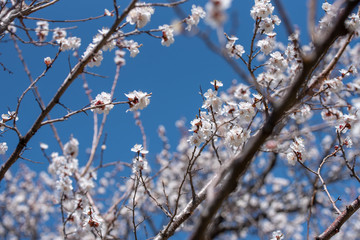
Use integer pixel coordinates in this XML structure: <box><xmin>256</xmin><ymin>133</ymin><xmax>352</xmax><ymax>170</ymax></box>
<box><xmin>268</xmin><ymin>51</ymin><xmax>287</xmax><ymax>72</ymax></box>
<box><xmin>123</xmin><ymin>40</ymin><xmax>141</xmax><ymax>57</ymax></box>
<box><xmin>61</xmin><ymin>194</ymin><xmax>103</xmax><ymax>233</ymax></box>
<box><xmin>225</xmin><ymin>125</ymin><xmax>251</xmax><ymax>149</ymax></box>
<box><xmin>81</xmin><ymin>27</ymin><xmax>118</xmax><ymax>67</ymax></box>
<box><xmin>0</xmin><ymin>142</ymin><xmax>8</xmax><ymax>154</ymax></box>
<box><xmin>251</xmin><ymin>0</ymin><xmax>280</xmax><ymax>34</ymax></box>
<box><xmin>82</xmin><ymin>44</ymin><xmax>103</xmax><ymax>67</ymax></box>
<box><xmin>290</xmin><ymin>104</ymin><xmax>313</xmax><ymax>124</ymax></box>
<box><xmin>91</xmin><ymin>92</ymin><xmax>114</xmax><ymax>114</ymax></box>
<box><xmin>59</xmin><ymin>36</ymin><xmax>81</xmax><ymax>51</ymax></box>
<box><xmin>250</xmin><ymin>0</ymin><xmax>274</xmax><ymax>19</ymax></box>
<box><xmin>35</xmin><ymin>21</ymin><xmax>49</xmax><ymax>41</ymax></box>
<box><xmin>202</xmin><ymin>88</ymin><xmax>223</xmax><ymax>113</ymax></box>
<box><xmin>114</xmin><ymin>49</ymin><xmax>126</xmax><ymax>65</ymax></box>
<box><xmin>319</xmin><ymin>2</ymin><xmax>337</xmax><ymax>31</ymax></box>
<box><xmin>185</xmin><ymin>5</ymin><xmax>206</xmax><ymax>31</ymax></box>
<box><xmin>346</xmin><ymin>13</ymin><xmax>360</xmax><ymax>32</ymax></box>
<box><xmin>83</xmin><ymin>206</ymin><xmax>103</xmax><ymax>229</ymax></box>
<box><xmin>0</xmin><ymin>111</ymin><xmax>18</xmax><ymax>131</ymax></box>
<box><xmin>125</xmin><ymin>90</ymin><xmax>151</xmax><ymax>112</ymax></box>
<box><xmin>286</xmin><ymin>137</ymin><xmax>306</xmax><ymax>165</ymax></box>
<box><xmin>205</xmin><ymin>0</ymin><xmax>232</xmax><ymax>28</ymax></box>
<box><xmin>225</xmin><ymin>34</ymin><xmax>245</xmax><ymax>59</ymax></box>
<box><xmin>270</xmin><ymin>230</ymin><xmax>284</xmax><ymax>240</ymax></box>
<box><xmin>52</xmin><ymin>28</ymin><xmax>81</xmax><ymax>51</ymax></box>
<box><xmin>188</xmin><ymin>113</ymin><xmax>215</xmax><ymax>147</ymax></box>
<box><xmin>64</xmin><ymin>137</ymin><xmax>79</xmax><ymax>158</ymax></box>
<box><xmin>257</xmin><ymin>33</ymin><xmax>276</xmax><ymax>55</ymax></box>
<box><xmin>131</xmin><ymin>144</ymin><xmax>149</xmax><ymax>173</ymax></box>
<box><xmin>126</xmin><ymin>4</ymin><xmax>155</xmax><ymax>28</ymax></box>
<box><xmin>92</xmin><ymin>27</ymin><xmax>116</xmax><ymax>52</ymax></box>
<box><xmin>48</xmin><ymin>152</ymin><xmax>78</xmax><ymax>192</ymax></box>
<box><xmin>159</xmin><ymin>24</ymin><xmax>175</xmax><ymax>47</ymax></box>
<box><xmin>53</xmin><ymin>27</ymin><xmax>67</xmax><ymax>41</ymax></box>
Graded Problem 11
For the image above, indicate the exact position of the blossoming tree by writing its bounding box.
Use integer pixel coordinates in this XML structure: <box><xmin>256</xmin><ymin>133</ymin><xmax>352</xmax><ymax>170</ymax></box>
<box><xmin>1</xmin><ymin>0</ymin><xmax>360</xmax><ymax>239</ymax></box>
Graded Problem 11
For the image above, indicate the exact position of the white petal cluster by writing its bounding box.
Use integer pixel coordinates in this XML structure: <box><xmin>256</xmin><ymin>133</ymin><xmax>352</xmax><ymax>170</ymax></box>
<box><xmin>345</xmin><ymin>13</ymin><xmax>360</xmax><ymax>31</ymax></box>
<box><xmin>257</xmin><ymin>34</ymin><xmax>276</xmax><ymax>55</ymax></box>
<box><xmin>318</xmin><ymin>2</ymin><xmax>337</xmax><ymax>31</ymax></box>
<box><xmin>92</xmin><ymin>27</ymin><xmax>116</xmax><ymax>52</ymax></box>
<box><xmin>268</xmin><ymin>51</ymin><xmax>287</xmax><ymax>71</ymax></box>
<box><xmin>0</xmin><ymin>142</ymin><xmax>8</xmax><ymax>154</ymax></box>
<box><xmin>238</xmin><ymin>102</ymin><xmax>256</xmax><ymax>122</ymax></box>
<box><xmin>78</xmin><ymin>174</ymin><xmax>96</xmax><ymax>192</ymax></box>
<box><xmin>48</xmin><ymin>151</ymin><xmax>78</xmax><ymax>193</ymax></box>
<box><xmin>250</xmin><ymin>0</ymin><xmax>280</xmax><ymax>34</ymax></box>
<box><xmin>52</xmin><ymin>27</ymin><xmax>81</xmax><ymax>51</ymax></box>
<box><xmin>114</xmin><ymin>50</ymin><xmax>126</xmax><ymax>65</ymax></box>
<box><xmin>131</xmin><ymin>144</ymin><xmax>149</xmax><ymax>155</ymax></box>
<box><xmin>287</xmin><ymin>137</ymin><xmax>306</xmax><ymax>165</ymax></box>
<box><xmin>83</xmin><ymin>206</ymin><xmax>103</xmax><ymax>229</ymax></box>
<box><xmin>0</xmin><ymin>111</ymin><xmax>18</xmax><ymax>131</ymax></box>
<box><xmin>345</xmin><ymin>13</ymin><xmax>360</xmax><ymax>32</ymax></box>
<box><xmin>59</xmin><ymin>36</ymin><xmax>81</xmax><ymax>51</ymax></box>
<box><xmin>321</xmin><ymin>108</ymin><xmax>343</xmax><ymax>122</ymax></box>
<box><xmin>35</xmin><ymin>21</ymin><xmax>49</xmax><ymax>41</ymax></box>
<box><xmin>202</xmin><ymin>89</ymin><xmax>223</xmax><ymax>113</ymax></box>
<box><xmin>125</xmin><ymin>90</ymin><xmax>151</xmax><ymax>112</ymax></box>
<box><xmin>63</xmin><ymin>137</ymin><xmax>79</xmax><ymax>158</ymax></box>
<box><xmin>225</xmin><ymin>36</ymin><xmax>245</xmax><ymax>59</ymax></box>
<box><xmin>1</xmin><ymin>111</ymin><xmax>18</xmax><ymax>122</ymax></box>
<box><xmin>185</xmin><ymin>5</ymin><xmax>206</xmax><ymax>31</ymax></box>
<box><xmin>91</xmin><ymin>92</ymin><xmax>114</xmax><ymax>114</ymax></box>
<box><xmin>123</xmin><ymin>40</ymin><xmax>141</xmax><ymax>57</ymax></box>
<box><xmin>52</xmin><ymin>28</ymin><xmax>67</xmax><ymax>42</ymax></box>
<box><xmin>126</xmin><ymin>4</ymin><xmax>155</xmax><ymax>28</ymax></box>
<box><xmin>82</xmin><ymin>43</ymin><xmax>103</xmax><ymax>67</ymax></box>
<box><xmin>159</xmin><ymin>24</ymin><xmax>175</xmax><ymax>47</ymax></box>
<box><xmin>132</xmin><ymin>155</ymin><xmax>149</xmax><ymax>173</ymax></box>
<box><xmin>205</xmin><ymin>0</ymin><xmax>232</xmax><ymax>28</ymax></box>
<box><xmin>225</xmin><ymin>126</ymin><xmax>251</xmax><ymax>149</ymax></box>
<box><xmin>188</xmin><ymin>113</ymin><xmax>215</xmax><ymax>147</ymax></box>
<box><xmin>250</xmin><ymin>0</ymin><xmax>274</xmax><ymax>20</ymax></box>
<box><xmin>290</xmin><ymin>104</ymin><xmax>313</xmax><ymax>124</ymax></box>
<box><xmin>323</xmin><ymin>78</ymin><xmax>344</xmax><ymax>92</ymax></box>
<box><xmin>270</xmin><ymin>230</ymin><xmax>284</xmax><ymax>240</ymax></box>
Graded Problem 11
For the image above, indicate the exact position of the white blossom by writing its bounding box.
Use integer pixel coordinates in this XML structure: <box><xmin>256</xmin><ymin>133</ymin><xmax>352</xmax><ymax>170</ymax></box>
<box><xmin>270</xmin><ymin>230</ymin><xmax>284</xmax><ymax>240</ymax></box>
<box><xmin>125</xmin><ymin>90</ymin><xmax>151</xmax><ymax>112</ymax></box>
<box><xmin>60</xmin><ymin>37</ymin><xmax>81</xmax><ymax>51</ymax></box>
<box><xmin>250</xmin><ymin>0</ymin><xmax>274</xmax><ymax>20</ymax></box>
<box><xmin>82</xmin><ymin>43</ymin><xmax>103</xmax><ymax>67</ymax></box>
<box><xmin>126</xmin><ymin>4</ymin><xmax>154</xmax><ymax>28</ymax></box>
<box><xmin>131</xmin><ymin>144</ymin><xmax>149</xmax><ymax>155</ymax></box>
<box><xmin>159</xmin><ymin>24</ymin><xmax>175</xmax><ymax>47</ymax></box>
<box><xmin>202</xmin><ymin>89</ymin><xmax>223</xmax><ymax>113</ymax></box>
<box><xmin>63</xmin><ymin>137</ymin><xmax>79</xmax><ymax>158</ymax></box>
<box><xmin>124</xmin><ymin>40</ymin><xmax>141</xmax><ymax>57</ymax></box>
<box><xmin>225</xmin><ymin>126</ymin><xmax>250</xmax><ymax>148</ymax></box>
<box><xmin>132</xmin><ymin>155</ymin><xmax>149</xmax><ymax>173</ymax></box>
<box><xmin>205</xmin><ymin>0</ymin><xmax>232</xmax><ymax>28</ymax></box>
<box><xmin>52</xmin><ymin>28</ymin><xmax>66</xmax><ymax>42</ymax></box>
<box><xmin>91</xmin><ymin>92</ymin><xmax>114</xmax><ymax>114</ymax></box>
<box><xmin>114</xmin><ymin>49</ymin><xmax>126</xmax><ymax>65</ymax></box>
<box><xmin>35</xmin><ymin>21</ymin><xmax>49</xmax><ymax>41</ymax></box>
<box><xmin>185</xmin><ymin>5</ymin><xmax>206</xmax><ymax>31</ymax></box>
<box><xmin>92</xmin><ymin>27</ymin><xmax>116</xmax><ymax>51</ymax></box>
<box><xmin>0</xmin><ymin>142</ymin><xmax>8</xmax><ymax>154</ymax></box>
